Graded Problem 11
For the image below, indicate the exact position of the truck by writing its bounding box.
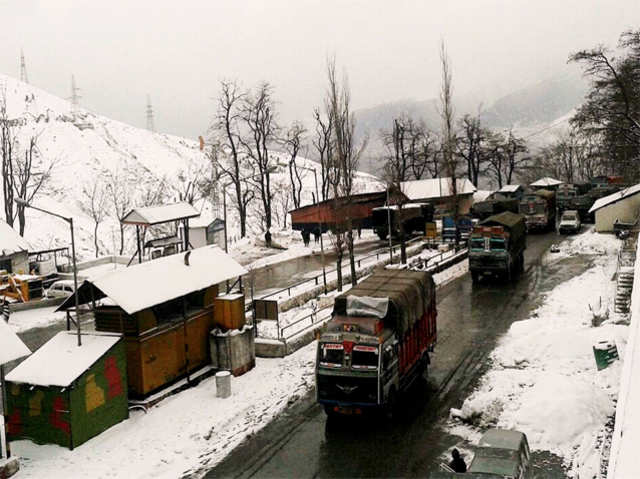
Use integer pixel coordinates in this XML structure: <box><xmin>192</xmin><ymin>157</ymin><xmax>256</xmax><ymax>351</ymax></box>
<box><xmin>457</xmin><ymin>216</ymin><xmax>474</xmax><ymax>241</ymax></box>
<box><xmin>371</xmin><ymin>203</ymin><xmax>433</xmax><ymax>240</ymax></box>
<box><xmin>471</xmin><ymin>197</ymin><xmax>519</xmax><ymax>221</ymax></box>
<box><xmin>518</xmin><ymin>189</ymin><xmax>555</xmax><ymax>231</ymax></box>
<box><xmin>469</xmin><ymin>211</ymin><xmax>526</xmax><ymax>282</ymax></box>
<box><xmin>316</xmin><ymin>269</ymin><xmax>437</xmax><ymax>417</ymax></box>
<box><xmin>442</xmin><ymin>216</ymin><xmax>458</xmax><ymax>242</ymax></box>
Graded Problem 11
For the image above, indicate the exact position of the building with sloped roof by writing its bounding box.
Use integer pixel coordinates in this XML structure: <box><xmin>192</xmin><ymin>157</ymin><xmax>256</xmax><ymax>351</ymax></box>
<box><xmin>588</xmin><ymin>184</ymin><xmax>640</xmax><ymax>232</ymax></box>
<box><xmin>0</xmin><ymin>221</ymin><xmax>30</xmax><ymax>274</ymax></box>
<box><xmin>400</xmin><ymin>177</ymin><xmax>476</xmax><ymax>216</ymax></box>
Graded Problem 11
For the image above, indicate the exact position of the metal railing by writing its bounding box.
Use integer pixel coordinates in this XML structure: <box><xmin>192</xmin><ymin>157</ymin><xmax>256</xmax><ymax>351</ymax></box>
<box><xmin>269</xmin><ymin>242</ymin><xmax>469</xmax><ymax>342</ymax></box>
<box><xmin>253</xmin><ymin>236</ymin><xmax>424</xmax><ymax>303</ymax></box>
<box><xmin>278</xmin><ymin>306</ymin><xmax>333</xmax><ymax>340</ymax></box>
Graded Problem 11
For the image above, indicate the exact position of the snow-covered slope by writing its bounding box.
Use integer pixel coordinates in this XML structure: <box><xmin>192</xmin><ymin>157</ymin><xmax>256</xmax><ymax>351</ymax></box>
<box><xmin>0</xmin><ymin>74</ymin><xmax>381</xmax><ymax>260</ymax></box>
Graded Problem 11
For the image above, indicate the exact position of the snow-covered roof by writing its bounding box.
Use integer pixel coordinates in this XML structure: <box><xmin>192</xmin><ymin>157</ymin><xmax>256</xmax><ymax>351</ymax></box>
<box><xmin>58</xmin><ymin>245</ymin><xmax>247</xmax><ymax>315</ymax></box>
<box><xmin>589</xmin><ymin>183</ymin><xmax>640</xmax><ymax>214</ymax></box>
<box><xmin>530</xmin><ymin>177</ymin><xmax>562</xmax><ymax>187</ymax></box>
<box><xmin>400</xmin><ymin>177</ymin><xmax>476</xmax><ymax>201</ymax></box>
<box><xmin>0</xmin><ymin>319</ymin><xmax>31</xmax><ymax>365</ymax></box>
<box><xmin>498</xmin><ymin>184</ymin><xmax>522</xmax><ymax>193</ymax></box>
<box><xmin>0</xmin><ymin>221</ymin><xmax>31</xmax><ymax>257</ymax></box>
<box><xmin>121</xmin><ymin>202</ymin><xmax>200</xmax><ymax>226</ymax></box>
<box><xmin>5</xmin><ymin>331</ymin><xmax>120</xmax><ymax>387</ymax></box>
<box><xmin>473</xmin><ymin>190</ymin><xmax>494</xmax><ymax>203</ymax></box>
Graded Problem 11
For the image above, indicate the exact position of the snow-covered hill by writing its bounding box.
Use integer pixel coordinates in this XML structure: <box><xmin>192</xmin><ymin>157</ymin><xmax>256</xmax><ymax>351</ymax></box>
<box><xmin>0</xmin><ymin>74</ymin><xmax>381</xmax><ymax>260</ymax></box>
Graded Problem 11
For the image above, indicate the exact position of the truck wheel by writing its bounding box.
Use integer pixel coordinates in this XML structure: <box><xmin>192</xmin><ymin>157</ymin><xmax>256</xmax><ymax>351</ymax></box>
<box><xmin>471</xmin><ymin>271</ymin><xmax>479</xmax><ymax>283</ymax></box>
<box><xmin>518</xmin><ymin>253</ymin><xmax>525</xmax><ymax>272</ymax></box>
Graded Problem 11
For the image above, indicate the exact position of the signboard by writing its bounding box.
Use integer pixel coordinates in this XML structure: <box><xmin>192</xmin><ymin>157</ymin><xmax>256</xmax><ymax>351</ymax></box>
<box><xmin>425</xmin><ymin>222</ymin><xmax>437</xmax><ymax>239</ymax></box>
<box><xmin>253</xmin><ymin>299</ymin><xmax>278</xmax><ymax>321</ymax></box>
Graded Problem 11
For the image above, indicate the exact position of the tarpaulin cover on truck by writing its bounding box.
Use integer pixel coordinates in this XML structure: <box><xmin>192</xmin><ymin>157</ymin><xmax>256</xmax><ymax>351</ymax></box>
<box><xmin>333</xmin><ymin>269</ymin><xmax>434</xmax><ymax>336</ymax></box>
<box><xmin>534</xmin><ymin>189</ymin><xmax>555</xmax><ymax>200</ymax></box>
<box><xmin>479</xmin><ymin>211</ymin><xmax>526</xmax><ymax>238</ymax></box>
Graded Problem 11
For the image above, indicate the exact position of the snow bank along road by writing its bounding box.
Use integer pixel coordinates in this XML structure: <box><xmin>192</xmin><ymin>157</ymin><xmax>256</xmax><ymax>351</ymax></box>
<box><xmin>206</xmin><ymin>231</ymin><xmax>586</xmax><ymax>478</ymax></box>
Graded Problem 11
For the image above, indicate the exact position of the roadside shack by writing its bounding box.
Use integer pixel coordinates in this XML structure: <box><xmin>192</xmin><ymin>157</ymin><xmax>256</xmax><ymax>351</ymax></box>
<box><xmin>4</xmin><ymin>331</ymin><xmax>127</xmax><ymax>450</ymax></box>
<box><xmin>57</xmin><ymin>245</ymin><xmax>248</xmax><ymax>397</ymax></box>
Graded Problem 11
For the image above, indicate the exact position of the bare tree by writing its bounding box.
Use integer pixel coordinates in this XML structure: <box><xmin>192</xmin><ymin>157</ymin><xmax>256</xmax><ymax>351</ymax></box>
<box><xmin>105</xmin><ymin>169</ymin><xmax>133</xmax><ymax>255</ymax></box>
<box><xmin>312</xmin><ymin>107</ymin><xmax>334</xmax><ymax>201</ymax></box>
<box><xmin>326</xmin><ymin>58</ymin><xmax>367</xmax><ymax>286</ymax></box>
<box><xmin>457</xmin><ymin>114</ymin><xmax>488</xmax><ymax>186</ymax></box>
<box><xmin>212</xmin><ymin>79</ymin><xmax>251</xmax><ymax>237</ymax></box>
<box><xmin>282</xmin><ymin>121</ymin><xmax>307</xmax><ymax>208</ymax></box>
<box><xmin>438</xmin><ymin>40</ymin><xmax>460</xmax><ymax>219</ymax></box>
<box><xmin>239</xmin><ymin>82</ymin><xmax>278</xmax><ymax>245</ymax></box>
<box><xmin>1</xmin><ymin>90</ymin><xmax>17</xmax><ymax>227</ymax></box>
<box><xmin>81</xmin><ymin>178</ymin><xmax>108</xmax><ymax>257</ymax></box>
<box><xmin>12</xmin><ymin>134</ymin><xmax>55</xmax><ymax>235</ymax></box>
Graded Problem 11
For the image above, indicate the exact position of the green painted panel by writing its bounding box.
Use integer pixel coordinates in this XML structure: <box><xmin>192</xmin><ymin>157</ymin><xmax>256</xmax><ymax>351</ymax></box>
<box><xmin>70</xmin><ymin>339</ymin><xmax>129</xmax><ymax>448</ymax></box>
<box><xmin>5</xmin><ymin>383</ymin><xmax>72</xmax><ymax>448</ymax></box>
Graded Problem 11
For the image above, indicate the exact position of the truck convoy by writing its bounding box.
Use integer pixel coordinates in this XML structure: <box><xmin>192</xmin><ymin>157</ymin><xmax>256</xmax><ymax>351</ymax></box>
<box><xmin>316</xmin><ymin>269</ymin><xmax>437</xmax><ymax>417</ymax></box>
<box><xmin>519</xmin><ymin>189</ymin><xmax>556</xmax><ymax>231</ymax></box>
<box><xmin>468</xmin><ymin>211</ymin><xmax>526</xmax><ymax>282</ymax></box>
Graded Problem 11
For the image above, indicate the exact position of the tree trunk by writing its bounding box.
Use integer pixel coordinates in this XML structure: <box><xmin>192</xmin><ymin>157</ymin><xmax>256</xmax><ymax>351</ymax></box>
<box><xmin>94</xmin><ymin>222</ymin><xmax>100</xmax><ymax>257</ymax></box>
<box><xmin>336</xmin><ymin>252</ymin><xmax>343</xmax><ymax>292</ymax></box>
<box><xmin>119</xmin><ymin>224</ymin><xmax>125</xmax><ymax>255</ymax></box>
<box><xmin>346</xmin><ymin>230</ymin><xmax>357</xmax><ymax>287</ymax></box>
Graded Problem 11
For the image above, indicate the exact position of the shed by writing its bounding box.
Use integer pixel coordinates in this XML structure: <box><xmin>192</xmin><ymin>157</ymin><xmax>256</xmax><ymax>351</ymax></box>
<box><xmin>530</xmin><ymin>177</ymin><xmax>562</xmax><ymax>190</ymax></box>
<box><xmin>178</xmin><ymin>217</ymin><xmax>225</xmax><ymax>249</ymax></box>
<box><xmin>5</xmin><ymin>332</ymin><xmax>127</xmax><ymax>449</ymax></box>
<box><xmin>0</xmin><ymin>221</ymin><xmax>30</xmax><ymax>274</ymax></box>
<box><xmin>497</xmin><ymin>184</ymin><xmax>524</xmax><ymax>200</ymax></box>
<box><xmin>57</xmin><ymin>246</ymin><xmax>248</xmax><ymax>397</ymax></box>
<box><xmin>588</xmin><ymin>184</ymin><xmax>640</xmax><ymax>232</ymax></box>
<box><xmin>400</xmin><ymin>177</ymin><xmax>476</xmax><ymax>216</ymax></box>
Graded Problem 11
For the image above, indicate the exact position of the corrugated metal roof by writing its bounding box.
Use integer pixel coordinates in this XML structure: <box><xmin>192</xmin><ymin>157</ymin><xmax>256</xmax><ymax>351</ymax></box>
<box><xmin>0</xmin><ymin>221</ymin><xmax>31</xmax><ymax>257</ymax></box>
<box><xmin>57</xmin><ymin>245</ymin><xmax>247</xmax><ymax>315</ymax></box>
<box><xmin>589</xmin><ymin>183</ymin><xmax>640</xmax><ymax>213</ymax></box>
<box><xmin>121</xmin><ymin>202</ymin><xmax>200</xmax><ymax>226</ymax></box>
<box><xmin>0</xmin><ymin>319</ymin><xmax>30</xmax><ymax>365</ymax></box>
<box><xmin>5</xmin><ymin>331</ymin><xmax>119</xmax><ymax>387</ymax></box>
<box><xmin>400</xmin><ymin>177</ymin><xmax>476</xmax><ymax>201</ymax></box>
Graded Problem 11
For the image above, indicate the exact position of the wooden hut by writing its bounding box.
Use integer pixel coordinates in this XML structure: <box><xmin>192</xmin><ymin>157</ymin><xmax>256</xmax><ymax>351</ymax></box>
<box><xmin>57</xmin><ymin>245</ymin><xmax>247</xmax><ymax>397</ymax></box>
<box><xmin>5</xmin><ymin>332</ymin><xmax>127</xmax><ymax>449</ymax></box>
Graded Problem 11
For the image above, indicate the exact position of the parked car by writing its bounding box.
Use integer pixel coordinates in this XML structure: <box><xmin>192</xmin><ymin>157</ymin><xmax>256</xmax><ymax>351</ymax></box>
<box><xmin>558</xmin><ymin>209</ymin><xmax>581</xmax><ymax>234</ymax></box>
<box><xmin>45</xmin><ymin>280</ymin><xmax>75</xmax><ymax>299</ymax></box>
<box><xmin>432</xmin><ymin>429</ymin><xmax>531</xmax><ymax>479</ymax></box>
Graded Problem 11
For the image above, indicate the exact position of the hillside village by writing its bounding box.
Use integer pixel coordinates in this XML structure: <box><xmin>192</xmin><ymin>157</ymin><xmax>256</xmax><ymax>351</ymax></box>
<box><xmin>1</xmin><ymin>4</ymin><xmax>640</xmax><ymax>479</ymax></box>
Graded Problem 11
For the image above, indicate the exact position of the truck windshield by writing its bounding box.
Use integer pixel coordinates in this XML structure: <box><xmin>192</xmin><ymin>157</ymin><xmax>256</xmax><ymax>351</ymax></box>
<box><xmin>490</xmin><ymin>238</ymin><xmax>506</xmax><ymax>251</ymax></box>
<box><xmin>319</xmin><ymin>343</ymin><xmax>344</xmax><ymax>367</ymax></box>
<box><xmin>352</xmin><ymin>346</ymin><xmax>378</xmax><ymax>369</ymax></box>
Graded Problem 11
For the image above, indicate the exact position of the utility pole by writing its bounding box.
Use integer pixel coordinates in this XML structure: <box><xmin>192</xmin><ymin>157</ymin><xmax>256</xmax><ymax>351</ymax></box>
<box><xmin>70</xmin><ymin>75</ymin><xmax>81</xmax><ymax>120</ymax></box>
<box><xmin>20</xmin><ymin>49</ymin><xmax>29</xmax><ymax>84</ymax></box>
<box><xmin>146</xmin><ymin>94</ymin><xmax>155</xmax><ymax>132</ymax></box>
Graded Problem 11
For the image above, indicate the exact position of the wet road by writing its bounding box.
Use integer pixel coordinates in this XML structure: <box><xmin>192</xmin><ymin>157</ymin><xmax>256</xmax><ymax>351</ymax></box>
<box><xmin>205</xmin><ymin>232</ymin><xmax>591</xmax><ymax>478</ymax></box>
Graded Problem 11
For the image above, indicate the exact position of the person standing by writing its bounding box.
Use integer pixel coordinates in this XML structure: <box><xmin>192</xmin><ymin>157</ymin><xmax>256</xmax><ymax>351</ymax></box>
<box><xmin>449</xmin><ymin>449</ymin><xmax>467</xmax><ymax>473</ymax></box>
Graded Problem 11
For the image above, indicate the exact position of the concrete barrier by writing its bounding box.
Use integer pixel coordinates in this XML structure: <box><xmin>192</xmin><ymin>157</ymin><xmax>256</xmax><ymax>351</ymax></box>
<box><xmin>210</xmin><ymin>325</ymin><xmax>256</xmax><ymax>376</ymax></box>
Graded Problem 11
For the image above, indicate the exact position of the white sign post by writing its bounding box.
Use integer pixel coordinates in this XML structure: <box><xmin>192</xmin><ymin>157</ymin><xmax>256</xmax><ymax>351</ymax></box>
<box><xmin>0</xmin><ymin>414</ymin><xmax>7</xmax><ymax>460</ymax></box>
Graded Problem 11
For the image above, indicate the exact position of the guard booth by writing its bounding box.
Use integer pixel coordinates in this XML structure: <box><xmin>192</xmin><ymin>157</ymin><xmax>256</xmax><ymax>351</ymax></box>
<box><xmin>56</xmin><ymin>246</ymin><xmax>247</xmax><ymax>397</ymax></box>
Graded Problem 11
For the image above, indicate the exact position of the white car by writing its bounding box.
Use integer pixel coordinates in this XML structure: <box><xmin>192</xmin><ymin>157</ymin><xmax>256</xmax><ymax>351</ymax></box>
<box><xmin>559</xmin><ymin>210</ymin><xmax>581</xmax><ymax>234</ymax></box>
<box><xmin>45</xmin><ymin>280</ymin><xmax>76</xmax><ymax>299</ymax></box>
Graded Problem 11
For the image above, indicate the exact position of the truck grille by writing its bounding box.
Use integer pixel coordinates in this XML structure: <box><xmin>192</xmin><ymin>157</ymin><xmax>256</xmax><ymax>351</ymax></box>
<box><xmin>317</xmin><ymin>374</ymin><xmax>378</xmax><ymax>404</ymax></box>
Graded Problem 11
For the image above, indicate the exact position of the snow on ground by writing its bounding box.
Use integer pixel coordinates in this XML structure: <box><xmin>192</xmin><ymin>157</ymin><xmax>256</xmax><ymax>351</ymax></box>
<box><xmin>8</xmin><ymin>307</ymin><xmax>67</xmax><ymax>334</ymax></box>
<box><xmin>12</xmin><ymin>341</ymin><xmax>317</xmax><ymax>479</ymax></box>
<box><xmin>447</xmin><ymin>229</ymin><xmax>625</xmax><ymax>478</ymax></box>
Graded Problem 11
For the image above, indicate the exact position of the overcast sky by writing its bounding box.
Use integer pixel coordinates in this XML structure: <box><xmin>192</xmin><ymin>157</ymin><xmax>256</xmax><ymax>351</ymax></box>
<box><xmin>1</xmin><ymin>0</ymin><xmax>638</xmax><ymax>139</ymax></box>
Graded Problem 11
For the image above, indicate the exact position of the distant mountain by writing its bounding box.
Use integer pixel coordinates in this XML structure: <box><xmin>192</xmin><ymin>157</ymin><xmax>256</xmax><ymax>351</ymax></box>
<box><xmin>355</xmin><ymin>72</ymin><xmax>588</xmax><ymax>175</ymax></box>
